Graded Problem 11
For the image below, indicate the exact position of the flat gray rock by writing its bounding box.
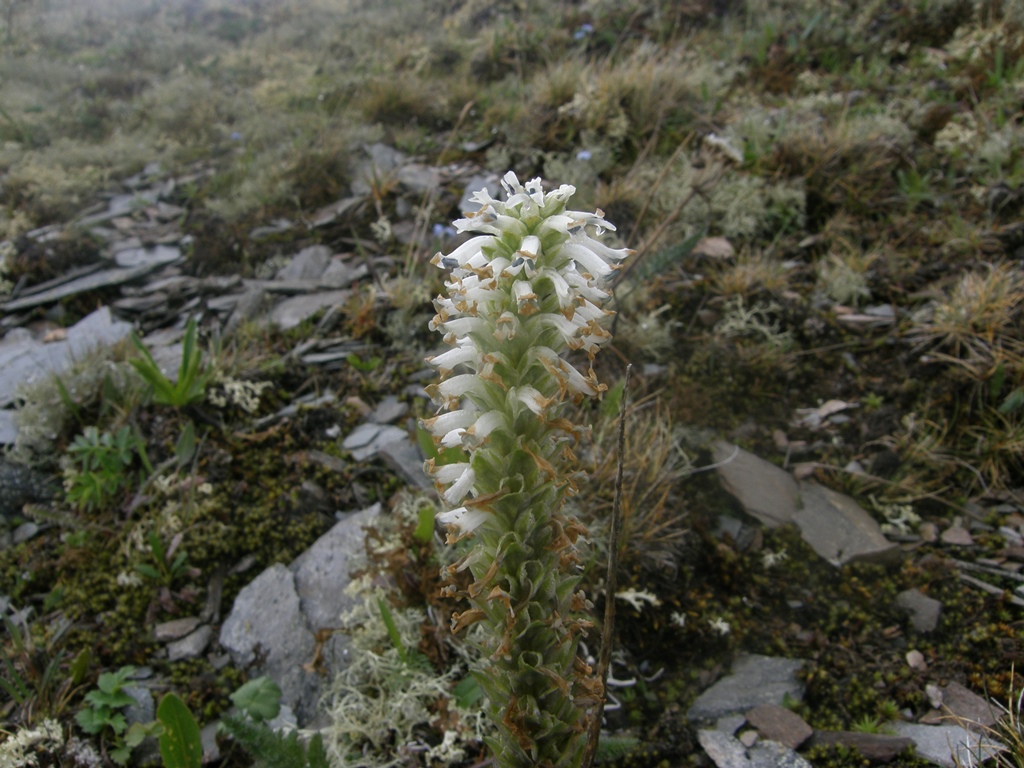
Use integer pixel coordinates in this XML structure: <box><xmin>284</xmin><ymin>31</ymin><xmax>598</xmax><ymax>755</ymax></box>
<box><xmin>2</xmin><ymin>262</ymin><xmax>180</xmax><ymax>312</ymax></box>
<box><xmin>368</xmin><ymin>395</ymin><xmax>408</xmax><ymax>425</ymax></box>
<box><xmin>219</xmin><ymin>504</ymin><xmax>380</xmax><ymax>726</ymax></box>
<box><xmin>166</xmin><ymin>624</ymin><xmax>212</xmax><ymax>662</ymax></box>
<box><xmin>112</xmin><ymin>244</ymin><xmax>181</xmax><ymax>269</ymax></box>
<box><xmin>698</xmin><ymin>729</ymin><xmax>752</xmax><ymax>768</ymax></box>
<box><xmin>291</xmin><ymin>504</ymin><xmax>381</xmax><ymax>632</ymax></box>
<box><xmin>808</xmin><ymin>730</ymin><xmax>914</xmax><ymax>762</ymax></box>
<box><xmin>0</xmin><ymin>411</ymin><xmax>16</xmax><ymax>444</ymax></box>
<box><xmin>342</xmin><ymin>422</ymin><xmax>407</xmax><ymax>462</ymax></box>
<box><xmin>276</xmin><ymin>246</ymin><xmax>332</xmax><ymax>281</ymax></box>
<box><xmin>896</xmin><ymin>588</ymin><xmax>942</xmax><ymax>633</ymax></box>
<box><xmin>378</xmin><ymin>438</ymin><xmax>431</xmax><ymax>490</ymax></box>
<box><xmin>269</xmin><ymin>290</ymin><xmax>350</xmax><ymax>330</ymax></box>
<box><xmin>688</xmin><ymin>655</ymin><xmax>805</xmax><ymax>723</ymax></box>
<box><xmin>892</xmin><ymin>722</ymin><xmax>1003</xmax><ymax>768</ymax></box>
<box><xmin>796</xmin><ymin>481</ymin><xmax>901</xmax><ymax>566</ymax></box>
<box><xmin>0</xmin><ymin>307</ymin><xmax>133</xmax><ymax>407</ymax></box>
<box><xmin>219</xmin><ymin>563</ymin><xmax>317</xmax><ymax>720</ymax></box>
<box><xmin>748</xmin><ymin>740</ymin><xmax>813</xmax><ymax>768</ymax></box>
<box><xmin>0</xmin><ymin>458</ymin><xmax>58</xmax><ymax>516</ymax></box>
<box><xmin>713</xmin><ymin>441</ymin><xmax>799</xmax><ymax>528</ymax></box>
<box><xmin>459</xmin><ymin>174</ymin><xmax>502</xmax><ymax>213</ymax></box>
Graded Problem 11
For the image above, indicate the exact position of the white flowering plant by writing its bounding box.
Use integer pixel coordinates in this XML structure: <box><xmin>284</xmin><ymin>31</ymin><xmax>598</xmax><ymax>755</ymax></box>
<box><xmin>423</xmin><ymin>171</ymin><xmax>631</xmax><ymax>768</ymax></box>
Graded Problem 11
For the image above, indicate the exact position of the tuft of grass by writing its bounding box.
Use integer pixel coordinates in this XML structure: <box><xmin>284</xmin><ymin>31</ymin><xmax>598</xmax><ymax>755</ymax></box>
<box><xmin>909</xmin><ymin>263</ymin><xmax>1024</xmax><ymax>379</ymax></box>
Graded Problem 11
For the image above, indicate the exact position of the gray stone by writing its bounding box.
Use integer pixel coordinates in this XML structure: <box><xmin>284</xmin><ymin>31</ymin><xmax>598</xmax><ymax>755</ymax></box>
<box><xmin>748</xmin><ymin>740</ymin><xmax>813</xmax><ymax>768</ymax></box>
<box><xmin>112</xmin><ymin>244</ymin><xmax>181</xmax><ymax>269</ymax></box>
<box><xmin>378</xmin><ymin>437</ymin><xmax>431</xmax><ymax>490</ymax></box>
<box><xmin>716</xmin><ymin>715</ymin><xmax>747</xmax><ymax>735</ymax></box>
<box><xmin>896</xmin><ymin>589</ymin><xmax>942</xmax><ymax>633</ymax></box>
<box><xmin>219</xmin><ymin>504</ymin><xmax>381</xmax><ymax>726</ymax></box>
<box><xmin>795</xmin><ymin>481</ymin><xmax>901</xmax><ymax>566</ymax></box>
<box><xmin>12</xmin><ymin>522</ymin><xmax>39</xmax><ymax>544</ymax></box>
<box><xmin>397</xmin><ymin>163</ymin><xmax>441</xmax><ymax>194</ymax></box>
<box><xmin>688</xmin><ymin>655</ymin><xmax>805</xmax><ymax>722</ymax></box>
<box><xmin>713</xmin><ymin>441</ymin><xmax>799</xmax><ymax>528</ymax></box>
<box><xmin>920</xmin><ymin>682</ymin><xmax>998</xmax><ymax>730</ymax></box>
<box><xmin>0</xmin><ymin>459</ymin><xmax>58</xmax><ymax>515</ymax></box>
<box><xmin>368</xmin><ymin>395</ymin><xmax>408</xmax><ymax>425</ymax></box>
<box><xmin>270</xmin><ymin>290</ymin><xmax>350</xmax><ymax>330</ymax></box>
<box><xmin>892</xmin><ymin>722</ymin><xmax>1003</xmax><ymax>768</ymax></box>
<box><xmin>219</xmin><ymin>564</ymin><xmax>317</xmax><ymax>720</ymax></box>
<box><xmin>319</xmin><ymin>259</ymin><xmax>365</xmax><ymax>288</ymax></box>
<box><xmin>342</xmin><ymin>423</ymin><xmax>407</xmax><ymax>462</ymax></box>
<box><xmin>122</xmin><ymin>684</ymin><xmax>155</xmax><ymax>726</ymax></box>
<box><xmin>0</xmin><ymin>306</ymin><xmax>133</xmax><ymax>408</ymax></box>
<box><xmin>459</xmin><ymin>174</ymin><xmax>502</xmax><ymax>213</ymax></box>
<box><xmin>0</xmin><ymin>411</ymin><xmax>17</xmax><ymax>444</ymax></box>
<box><xmin>698</xmin><ymin>729</ymin><xmax>752</xmax><ymax>768</ymax></box>
<box><xmin>154</xmin><ymin>616</ymin><xmax>202</xmax><ymax>642</ymax></box>
<box><xmin>2</xmin><ymin>263</ymin><xmax>180</xmax><ymax>312</ymax></box>
<box><xmin>745</xmin><ymin>704</ymin><xmax>813</xmax><ymax>749</ymax></box>
<box><xmin>200</xmin><ymin>722</ymin><xmax>221</xmax><ymax>763</ymax></box>
<box><xmin>291</xmin><ymin>504</ymin><xmax>381</xmax><ymax>632</ymax></box>
<box><xmin>166</xmin><ymin>624</ymin><xmax>212</xmax><ymax>661</ymax></box>
<box><xmin>808</xmin><ymin>730</ymin><xmax>914</xmax><ymax>762</ymax></box>
<box><xmin>276</xmin><ymin>246</ymin><xmax>332</xmax><ymax>281</ymax></box>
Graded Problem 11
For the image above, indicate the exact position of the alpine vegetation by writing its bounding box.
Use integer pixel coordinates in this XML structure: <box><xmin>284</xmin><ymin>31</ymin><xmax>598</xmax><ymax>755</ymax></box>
<box><xmin>423</xmin><ymin>171</ymin><xmax>631</xmax><ymax>768</ymax></box>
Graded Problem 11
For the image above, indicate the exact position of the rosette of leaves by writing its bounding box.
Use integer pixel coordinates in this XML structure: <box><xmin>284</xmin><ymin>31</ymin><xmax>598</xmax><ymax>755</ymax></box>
<box><xmin>423</xmin><ymin>171</ymin><xmax>631</xmax><ymax>768</ymax></box>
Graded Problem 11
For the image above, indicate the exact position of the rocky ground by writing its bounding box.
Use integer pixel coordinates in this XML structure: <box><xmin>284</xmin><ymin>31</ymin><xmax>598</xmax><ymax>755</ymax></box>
<box><xmin>1</xmin><ymin>1</ymin><xmax>1024</xmax><ymax>767</ymax></box>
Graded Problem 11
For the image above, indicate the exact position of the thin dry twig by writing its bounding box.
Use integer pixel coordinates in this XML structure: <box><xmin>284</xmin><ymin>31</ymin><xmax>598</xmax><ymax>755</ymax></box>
<box><xmin>582</xmin><ymin>364</ymin><xmax>632</xmax><ymax>768</ymax></box>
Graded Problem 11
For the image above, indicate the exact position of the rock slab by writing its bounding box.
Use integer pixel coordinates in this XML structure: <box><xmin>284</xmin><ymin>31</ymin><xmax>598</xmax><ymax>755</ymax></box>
<box><xmin>688</xmin><ymin>655</ymin><xmax>805</xmax><ymax>723</ymax></box>
<box><xmin>219</xmin><ymin>504</ymin><xmax>380</xmax><ymax>725</ymax></box>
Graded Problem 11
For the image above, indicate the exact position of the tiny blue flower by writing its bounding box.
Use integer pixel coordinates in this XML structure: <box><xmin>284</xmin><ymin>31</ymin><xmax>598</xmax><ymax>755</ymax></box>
<box><xmin>576</xmin><ymin>150</ymin><xmax>592</xmax><ymax>161</ymax></box>
<box><xmin>230</xmin><ymin>131</ymin><xmax>242</xmax><ymax>141</ymax></box>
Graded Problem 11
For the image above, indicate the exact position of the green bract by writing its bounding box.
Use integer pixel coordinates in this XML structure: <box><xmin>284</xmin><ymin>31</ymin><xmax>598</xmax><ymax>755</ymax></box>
<box><xmin>424</xmin><ymin>171</ymin><xmax>631</xmax><ymax>768</ymax></box>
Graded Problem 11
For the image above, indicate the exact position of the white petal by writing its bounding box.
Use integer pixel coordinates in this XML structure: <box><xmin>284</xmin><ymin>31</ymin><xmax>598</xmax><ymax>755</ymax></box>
<box><xmin>561</xmin><ymin>242</ymin><xmax>614</xmax><ymax>279</ymax></box>
<box><xmin>432</xmin><ymin>462</ymin><xmax>472</xmax><ymax>483</ymax></box>
<box><xmin>518</xmin><ymin>235</ymin><xmax>542</xmax><ymax>260</ymax></box>
<box><xmin>428</xmin><ymin>343</ymin><xmax>478</xmax><ymax>373</ymax></box>
<box><xmin>437</xmin><ymin>506</ymin><xmax>490</xmax><ymax>538</ymax></box>
<box><xmin>424</xmin><ymin>410</ymin><xmax>477</xmax><ymax>437</ymax></box>
<box><xmin>436</xmin><ymin>235</ymin><xmax>495</xmax><ymax>269</ymax></box>
<box><xmin>514</xmin><ymin>386</ymin><xmax>551</xmax><ymax>415</ymax></box>
<box><xmin>443</xmin><ymin>466</ymin><xmax>477</xmax><ymax>505</ymax></box>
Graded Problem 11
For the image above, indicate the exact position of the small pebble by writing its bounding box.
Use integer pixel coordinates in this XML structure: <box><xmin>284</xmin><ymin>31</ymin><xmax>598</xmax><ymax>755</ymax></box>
<box><xmin>906</xmin><ymin>649</ymin><xmax>927</xmax><ymax>671</ymax></box>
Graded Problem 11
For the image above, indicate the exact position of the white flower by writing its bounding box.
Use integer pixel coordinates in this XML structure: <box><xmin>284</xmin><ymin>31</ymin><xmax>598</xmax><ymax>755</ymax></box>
<box><xmin>615</xmin><ymin>588</ymin><xmax>662</xmax><ymax>611</ymax></box>
<box><xmin>671</xmin><ymin>611</ymin><xmax>687</xmax><ymax>628</ymax></box>
<box><xmin>709</xmin><ymin>617</ymin><xmax>731</xmax><ymax>635</ymax></box>
<box><xmin>437</xmin><ymin>505</ymin><xmax>491</xmax><ymax>542</ymax></box>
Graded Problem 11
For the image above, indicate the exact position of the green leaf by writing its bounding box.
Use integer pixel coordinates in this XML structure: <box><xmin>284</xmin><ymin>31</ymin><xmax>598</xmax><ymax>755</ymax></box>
<box><xmin>377</xmin><ymin>598</ymin><xmax>409</xmax><ymax>665</ymax></box>
<box><xmin>453</xmin><ymin>675</ymin><xmax>484</xmax><ymax>709</ymax></box>
<box><xmin>308</xmin><ymin>732</ymin><xmax>329</xmax><ymax>768</ymax></box>
<box><xmin>413</xmin><ymin>504</ymin><xmax>434</xmax><ymax>543</ymax></box>
<box><xmin>157</xmin><ymin>693</ymin><xmax>204</xmax><ymax>768</ymax></box>
<box><xmin>109</xmin><ymin>743</ymin><xmax>133</xmax><ymax>766</ymax></box>
<box><xmin>134</xmin><ymin>564</ymin><xmax>161</xmax><ymax>580</ymax></box>
<box><xmin>230</xmin><ymin>676</ymin><xmax>282</xmax><ymax>723</ymax></box>
<box><xmin>76</xmin><ymin>706</ymin><xmax>107</xmax><ymax>734</ymax></box>
<box><xmin>175</xmin><ymin>421</ymin><xmax>197</xmax><ymax>467</ymax></box>
<box><xmin>70</xmin><ymin>647</ymin><xmax>92</xmax><ymax>685</ymax></box>
<box><xmin>1000</xmin><ymin>387</ymin><xmax>1024</xmax><ymax>414</ymax></box>
<box><xmin>98</xmin><ymin>665</ymin><xmax>136</xmax><ymax>694</ymax></box>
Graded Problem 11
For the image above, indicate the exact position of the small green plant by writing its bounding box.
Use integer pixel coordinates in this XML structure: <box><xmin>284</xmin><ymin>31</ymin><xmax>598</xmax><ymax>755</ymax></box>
<box><xmin>75</xmin><ymin>665</ymin><xmax>153</xmax><ymax>765</ymax></box>
<box><xmin>130</xmin><ymin>317</ymin><xmax>211</xmax><ymax>408</ymax></box>
<box><xmin>157</xmin><ymin>692</ymin><xmax>204</xmax><ymax>768</ymax></box>
<box><xmin>1</xmin><ymin>615</ymin><xmax>90</xmax><ymax>726</ymax></box>
<box><xmin>65</xmin><ymin>425</ymin><xmax>151</xmax><ymax>512</ymax></box>
<box><xmin>220</xmin><ymin>676</ymin><xmax>330</xmax><ymax>768</ymax></box>
<box><xmin>134</xmin><ymin>531</ymin><xmax>192</xmax><ymax>587</ymax></box>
